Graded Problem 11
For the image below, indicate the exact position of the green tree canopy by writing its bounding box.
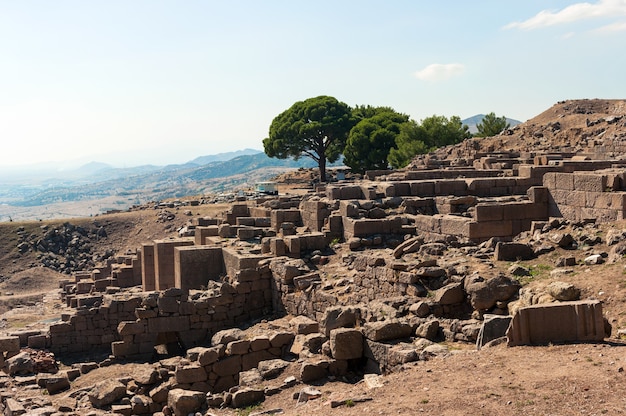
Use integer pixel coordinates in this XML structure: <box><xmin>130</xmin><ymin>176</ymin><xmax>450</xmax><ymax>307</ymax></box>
<box><xmin>263</xmin><ymin>96</ymin><xmax>354</xmax><ymax>182</ymax></box>
<box><xmin>343</xmin><ymin>110</ymin><xmax>409</xmax><ymax>174</ymax></box>
<box><xmin>475</xmin><ymin>112</ymin><xmax>510</xmax><ymax>137</ymax></box>
<box><xmin>388</xmin><ymin>115</ymin><xmax>471</xmax><ymax>169</ymax></box>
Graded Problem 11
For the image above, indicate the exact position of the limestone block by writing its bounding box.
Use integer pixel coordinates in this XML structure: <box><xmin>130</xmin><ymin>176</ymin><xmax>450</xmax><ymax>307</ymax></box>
<box><xmin>226</xmin><ymin>339</ymin><xmax>250</xmax><ymax>355</ymax></box>
<box><xmin>212</xmin><ymin>355</ymin><xmax>242</xmax><ymax>377</ymax></box>
<box><xmin>542</xmin><ymin>172</ymin><xmax>557</xmax><ymax>189</ymax></box>
<box><xmin>0</xmin><ymin>336</ymin><xmax>20</xmax><ymax>354</ymax></box>
<box><xmin>433</xmin><ymin>282</ymin><xmax>465</xmax><ymax>305</ymax></box>
<box><xmin>117</xmin><ymin>321</ymin><xmax>146</xmax><ymax>336</ymax></box>
<box><xmin>468</xmin><ymin>220</ymin><xmax>513</xmax><ymax>240</ymax></box>
<box><xmin>410</xmin><ymin>181</ymin><xmax>435</xmax><ymax>196</ymax></box>
<box><xmin>89</xmin><ymin>379</ymin><xmax>127</xmax><ymax>408</ymax></box>
<box><xmin>330</xmin><ymin>328</ymin><xmax>363</xmax><ymax>360</ymax></box>
<box><xmin>175</xmin><ymin>364</ymin><xmax>207</xmax><ymax>384</ymax></box>
<box><xmin>362</xmin><ymin>320</ymin><xmax>412</xmax><ymax>342</ymax></box>
<box><xmin>290</xmin><ymin>315</ymin><xmax>320</xmax><ymax>335</ymax></box>
<box><xmin>249</xmin><ymin>336</ymin><xmax>271</xmax><ymax>352</ymax></box>
<box><xmin>474</xmin><ymin>204</ymin><xmax>503</xmax><ymax>222</ymax></box>
<box><xmin>476</xmin><ymin>314</ymin><xmax>512</xmax><ymax>350</ymax></box>
<box><xmin>555</xmin><ymin>173</ymin><xmax>574</xmax><ymax>190</ymax></box>
<box><xmin>574</xmin><ymin>173</ymin><xmax>606</xmax><ymax>192</ymax></box>
<box><xmin>231</xmin><ymin>387</ymin><xmax>265</xmax><ymax>408</ymax></box>
<box><xmin>300</xmin><ymin>359</ymin><xmax>331</xmax><ymax>383</ymax></box>
<box><xmin>167</xmin><ymin>388</ymin><xmax>206</xmax><ymax>416</ymax></box>
<box><xmin>494</xmin><ymin>242</ymin><xmax>535</xmax><ymax>261</ymax></box>
<box><xmin>507</xmin><ymin>300</ymin><xmax>606</xmax><ymax>346</ymax></box>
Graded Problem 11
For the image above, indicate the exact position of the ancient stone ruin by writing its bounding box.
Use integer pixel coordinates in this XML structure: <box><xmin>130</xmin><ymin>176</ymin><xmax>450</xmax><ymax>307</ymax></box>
<box><xmin>2</xmin><ymin>99</ymin><xmax>625</xmax><ymax>414</ymax></box>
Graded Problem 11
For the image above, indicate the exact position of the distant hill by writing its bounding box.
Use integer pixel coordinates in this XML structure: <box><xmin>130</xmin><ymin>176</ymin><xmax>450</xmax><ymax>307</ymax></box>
<box><xmin>462</xmin><ymin>114</ymin><xmax>522</xmax><ymax>134</ymax></box>
<box><xmin>2</xmin><ymin>152</ymin><xmax>331</xmax><ymax>209</ymax></box>
<box><xmin>188</xmin><ymin>148</ymin><xmax>262</xmax><ymax>165</ymax></box>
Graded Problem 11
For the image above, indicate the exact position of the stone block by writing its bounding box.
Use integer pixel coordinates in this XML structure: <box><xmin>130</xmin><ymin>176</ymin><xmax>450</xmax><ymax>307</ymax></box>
<box><xmin>542</xmin><ymin>172</ymin><xmax>557</xmax><ymax>189</ymax></box>
<box><xmin>410</xmin><ymin>181</ymin><xmax>435</xmax><ymax>196</ymax></box>
<box><xmin>555</xmin><ymin>173</ymin><xmax>574</xmax><ymax>190</ymax></box>
<box><xmin>362</xmin><ymin>320</ymin><xmax>412</xmax><ymax>342</ymax></box>
<box><xmin>476</xmin><ymin>314</ymin><xmax>512</xmax><ymax>350</ymax></box>
<box><xmin>147</xmin><ymin>316</ymin><xmax>190</xmax><ymax>333</ymax></box>
<box><xmin>175</xmin><ymin>365</ymin><xmax>207</xmax><ymax>384</ymax></box>
<box><xmin>494</xmin><ymin>242</ymin><xmax>535</xmax><ymax>261</ymax></box>
<box><xmin>468</xmin><ymin>220</ymin><xmax>513</xmax><ymax>240</ymax></box>
<box><xmin>0</xmin><ymin>336</ymin><xmax>20</xmax><ymax>353</ymax></box>
<box><xmin>117</xmin><ymin>321</ymin><xmax>146</xmax><ymax>336</ymax></box>
<box><xmin>474</xmin><ymin>204</ymin><xmax>503</xmax><ymax>222</ymax></box>
<box><xmin>329</xmin><ymin>328</ymin><xmax>363</xmax><ymax>360</ymax></box>
<box><xmin>212</xmin><ymin>355</ymin><xmax>242</xmax><ymax>377</ymax></box>
<box><xmin>290</xmin><ymin>315</ymin><xmax>320</xmax><ymax>335</ymax></box>
<box><xmin>507</xmin><ymin>300</ymin><xmax>605</xmax><ymax>346</ymax></box>
<box><xmin>167</xmin><ymin>388</ymin><xmax>206</xmax><ymax>416</ymax></box>
<box><xmin>574</xmin><ymin>173</ymin><xmax>606</xmax><ymax>192</ymax></box>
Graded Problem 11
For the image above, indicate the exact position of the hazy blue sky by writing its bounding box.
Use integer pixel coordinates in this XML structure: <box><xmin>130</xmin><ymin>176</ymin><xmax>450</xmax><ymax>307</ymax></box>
<box><xmin>1</xmin><ymin>0</ymin><xmax>625</xmax><ymax>168</ymax></box>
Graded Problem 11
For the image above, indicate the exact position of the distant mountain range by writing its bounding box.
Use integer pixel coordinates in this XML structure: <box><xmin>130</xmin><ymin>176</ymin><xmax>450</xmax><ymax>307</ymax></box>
<box><xmin>462</xmin><ymin>114</ymin><xmax>522</xmax><ymax>134</ymax></box>
<box><xmin>0</xmin><ymin>150</ymin><xmax>326</xmax><ymax>210</ymax></box>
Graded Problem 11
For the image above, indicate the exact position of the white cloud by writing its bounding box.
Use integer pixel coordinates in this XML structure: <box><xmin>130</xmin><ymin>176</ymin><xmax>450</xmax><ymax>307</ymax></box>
<box><xmin>414</xmin><ymin>63</ymin><xmax>465</xmax><ymax>82</ymax></box>
<box><xmin>593</xmin><ymin>20</ymin><xmax>626</xmax><ymax>32</ymax></box>
<box><xmin>504</xmin><ymin>0</ymin><xmax>626</xmax><ymax>30</ymax></box>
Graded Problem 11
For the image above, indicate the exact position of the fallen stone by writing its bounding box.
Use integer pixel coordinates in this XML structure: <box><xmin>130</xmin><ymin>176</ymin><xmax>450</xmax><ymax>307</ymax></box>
<box><xmin>434</xmin><ymin>282</ymin><xmax>465</xmax><ymax>305</ymax></box>
<box><xmin>290</xmin><ymin>315</ymin><xmax>319</xmax><ymax>335</ymax></box>
<box><xmin>546</xmin><ymin>281</ymin><xmax>580</xmax><ymax>301</ymax></box>
<box><xmin>494</xmin><ymin>242</ymin><xmax>534</xmax><ymax>261</ymax></box>
<box><xmin>231</xmin><ymin>387</ymin><xmax>265</xmax><ymax>408</ymax></box>
<box><xmin>476</xmin><ymin>314</ymin><xmax>513</xmax><ymax>350</ymax></box>
<box><xmin>167</xmin><ymin>388</ymin><xmax>205</xmax><ymax>416</ymax></box>
<box><xmin>6</xmin><ymin>351</ymin><xmax>34</xmax><ymax>375</ymax></box>
<box><xmin>257</xmin><ymin>359</ymin><xmax>290</xmax><ymax>380</ymax></box>
<box><xmin>465</xmin><ymin>274</ymin><xmax>521</xmax><ymax>311</ymax></box>
<box><xmin>584</xmin><ymin>254</ymin><xmax>604</xmax><ymax>265</ymax></box>
<box><xmin>88</xmin><ymin>379</ymin><xmax>127</xmax><ymax>408</ymax></box>
<box><xmin>362</xmin><ymin>320</ymin><xmax>413</xmax><ymax>342</ymax></box>
<box><xmin>330</xmin><ymin>328</ymin><xmax>363</xmax><ymax>360</ymax></box>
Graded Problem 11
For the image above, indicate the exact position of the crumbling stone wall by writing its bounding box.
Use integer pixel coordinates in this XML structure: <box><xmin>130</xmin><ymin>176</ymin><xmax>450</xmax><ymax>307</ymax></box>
<box><xmin>544</xmin><ymin>170</ymin><xmax>626</xmax><ymax>222</ymax></box>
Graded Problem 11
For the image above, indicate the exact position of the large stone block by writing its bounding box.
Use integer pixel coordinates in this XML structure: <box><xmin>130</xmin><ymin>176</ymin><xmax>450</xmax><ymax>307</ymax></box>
<box><xmin>476</xmin><ymin>314</ymin><xmax>512</xmax><ymax>350</ymax></box>
<box><xmin>330</xmin><ymin>328</ymin><xmax>363</xmax><ymax>360</ymax></box>
<box><xmin>362</xmin><ymin>320</ymin><xmax>412</xmax><ymax>342</ymax></box>
<box><xmin>474</xmin><ymin>204</ymin><xmax>503</xmax><ymax>222</ymax></box>
<box><xmin>574</xmin><ymin>173</ymin><xmax>606</xmax><ymax>192</ymax></box>
<box><xmin>555</xmin><ymin>173</ymin><xmax>574</xmax><ymax>190</ymax></box>
<box><xmin>494</xmin><ymin>242</ymin><xmax>535</xmax><ymax>261</ymax></box>
<box><xmin>507</xmin><ymin>300</ymin><xmax>606</xmax><ymax>346</ymax></box>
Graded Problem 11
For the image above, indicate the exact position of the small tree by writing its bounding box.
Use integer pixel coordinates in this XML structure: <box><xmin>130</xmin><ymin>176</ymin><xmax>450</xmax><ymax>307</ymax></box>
<box><xmin>388</xmin><ymin>115</ymin><xmax>470</xmax><ymax>169</ymax></box>
<box><xmin>263</xmin><ymin>96</ymin><xmax>354</xmax><ymax>182</ymax></box>
<box><xmin>476</xmin><ymin>112</ymin><xmax>510</xmax><ymax>137</ymax></box>
<box><xmin>343</xmin><ymin>110</ymin><xmax>409</xmax><ymax>174</ymax></box>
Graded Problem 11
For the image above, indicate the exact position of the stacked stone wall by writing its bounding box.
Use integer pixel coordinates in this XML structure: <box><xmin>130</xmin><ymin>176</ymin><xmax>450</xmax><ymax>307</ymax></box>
<box><xmin>544</xmin><ymin>171</ymin><xmax>626</xmax><ymax>222</ymax></box>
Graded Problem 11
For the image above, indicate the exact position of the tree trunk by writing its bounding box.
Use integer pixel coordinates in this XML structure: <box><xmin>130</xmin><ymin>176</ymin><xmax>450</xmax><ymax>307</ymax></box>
<box><xmin>318</xmin><ymin>157</ymin><xmax>327</xmax><ymax>183</ymax></box>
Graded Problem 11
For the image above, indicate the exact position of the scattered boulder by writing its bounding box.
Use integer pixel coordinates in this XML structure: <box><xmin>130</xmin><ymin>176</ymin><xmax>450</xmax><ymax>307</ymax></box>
<box><xmin>476</xmin><ymin>314</ymin><xmax>512</xmax><ymax>350</ymax></box>
<box><xmin>89</xmin><ymin>379</ymin><xmax>127</xmax><ymax>408</ymax></box>
<box><xmin>546</xmin><ymin>281</ymin><xmax>581</xmax><ymax>301</ymax></box>
<box><xmin>167</xmin><ymin>388</ymin><xmax>206</xmax><ymax>416</ymax></box>
<box><xmin>330</xmin><ymin>328</ymin><xmax>363</xmax><ymax>360</ymax></box>
<box><xmin>258</xmin><ymin>359</ymin><xmax>290</xmax><ymax>380</ymax></box>
<box><xmin>362</xmin><ymin>320</ymin><xmax>413</xmax><ymax>342</ymax></box>
<box><xmin>231</xmin><ymin>387</ymin><xmax>265</xmax><ymax>408</ymax></box>
<box><xmin>465</xmin><ymin>274</ymin><xmax>521</xmax><ymax>311</ymax></box>
<box><xmin>584</xmin><ymin>254</ymin><xmax>604</xmax><ymax>265</ymax></box>
<box><xmin>494</xmin><ymin>242</ymin><xmax>534</xmax><ymax>261</ymax></box>
<box><xmin>434</xmin><ymin>282</ymin><xmax>465</xmax><ymax>305</ymax></box>
<box><xmin>6</xmin><ymin>351</ymin><xmax>34</xmax><ymax>375</ymax></box>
